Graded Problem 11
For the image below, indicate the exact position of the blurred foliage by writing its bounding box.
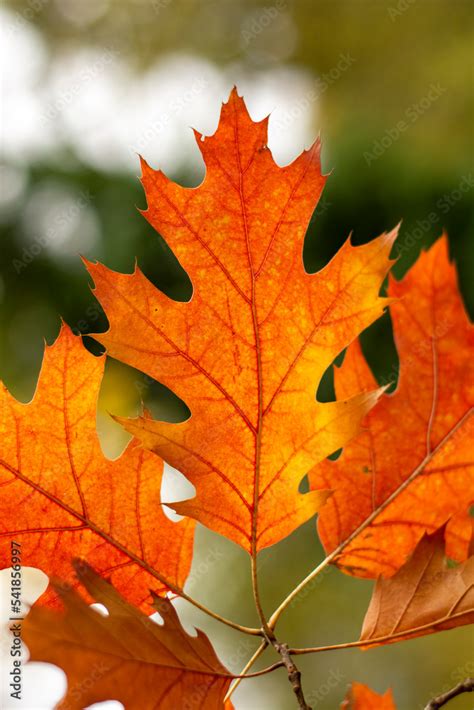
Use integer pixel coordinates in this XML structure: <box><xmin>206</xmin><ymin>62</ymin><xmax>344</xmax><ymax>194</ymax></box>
<box><xmin>5</xmin><ymin>0</ymin><xmax>474</xmax><ymax>163</ymax></box>
<box><xmin>1</xmin><ymin>1</ymin><xmax>473</xmax><ymax>708</ymax></box>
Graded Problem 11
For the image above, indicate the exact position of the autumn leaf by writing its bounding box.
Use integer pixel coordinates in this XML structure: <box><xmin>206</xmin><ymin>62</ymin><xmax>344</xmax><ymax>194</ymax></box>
<box><xmin>341</xmin><ymin>682</ymin><xmax>396</xmax><ymax>709</ymax></box>
<box><xmin>312</xmin><ymin>237</ymin><xmax>474</xmax><ymax>577</ymax></box>
<box><xmin>85</xmin><ymin>87</ymin><xmax>396</xmax><ymax>552</ymax></box>
<box><xmin>446</xmin><ymin>510</ymin><xmax>474</xmax><ymax>562</ymax></box>
<box><xmin>2</xmin><ymin>85</ymin><xmax>472</xmax><ymax>710</ymax></box>
<box><xmin>360</xmin><ymin>527</ymin><xmax>474</xmax><ymax>647</ymax></box>
<box><xmin>22</xmin><ymin>560</ymin><xmax>233</xmax><ymax>710</ymax></box>
<box><xmin>0</xmin><ymin>325</ymin><xmax>194</xmax><ymax>611</ymax></box>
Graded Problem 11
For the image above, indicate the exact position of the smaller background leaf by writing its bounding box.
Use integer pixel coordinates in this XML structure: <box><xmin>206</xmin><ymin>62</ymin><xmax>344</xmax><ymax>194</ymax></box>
<box><xmin>22</xmin><ymin>560</ymin><xmax>233</xmax><ymax>710</ymax></box>
<box><xmin>341</xmin><ymin>681</ymin><xmax>396</xmax><ymax>709</ymax></box>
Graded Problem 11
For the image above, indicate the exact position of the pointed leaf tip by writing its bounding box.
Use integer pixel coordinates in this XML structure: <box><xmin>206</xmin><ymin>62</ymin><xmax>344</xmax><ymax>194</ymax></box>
<box><xmin>86</xmin><ymin>92</ymin><xmax>404</xmax><ymax>552</ymax></box>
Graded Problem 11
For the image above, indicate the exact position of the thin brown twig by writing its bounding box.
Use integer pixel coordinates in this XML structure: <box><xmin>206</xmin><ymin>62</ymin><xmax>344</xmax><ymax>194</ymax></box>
<box><xmin>225</xmin><ymin>638</ymin><xmax>313</xmax><ymax>709</ymax></box>
<box><xmin>1</xmin><ymin>460</ymin><xmax>262</xmax><ymax>637</ymax></box>
<box><xmin>231</xmin><ymin>661</ymin><xmax>285</xmax><ymax>679</ymax></box>
<box><xmin>233</xmin><ymin>101</ymin><xmax>311</xmax><ymax>709</ymax></box>
<box><xmin>251</xmin><ymin>554</ymin><xmax>274</xmax><ymax>638</ymax></box>
<box><xmin>287</xmin><ymin>609</ymin><xmax>472</xmax><ymax>655</ymax></box>
<box><xmin>178</xmin><ymin>591</ymin><xmax>261</xmax><ymax>636</ymax></box>
<box><xmin>267</xmin><ymin>408</ymin><xmax>473</xmax><ymax>630</ymax></box>
<box><xmin>424</xmin><ymin>678</ymin><xmax>474</xmax><ymax>709</ymax></box>
<box><xmin>274</xmin><ymin>642</ymin><xmax>312</xmax><ymax>709</ymax></box>
<box><xmin>224</xmin><ymin>640</ymin><xmax>268</xmax><ymax>703</ymax></box>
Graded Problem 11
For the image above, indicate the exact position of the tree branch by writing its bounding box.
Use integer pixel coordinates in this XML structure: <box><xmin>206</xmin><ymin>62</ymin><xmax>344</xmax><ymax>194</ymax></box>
<box><xmin>251</xmin><ymin>554</ymin><xmax>274</xmax><ymax>638</ymax></box>
<box><xmin>178</xmin><ymin>588</ymin><xmax>262</xmax><ymax>636</ymax></box>
<box><xmin>224</xmin><ymin>640</ymin><xmax>269</xmax><ymax>703</ymax></box>
<box><xmin>267</xmin><ymin>409</ymin><xmax>473</xmax><ymax>631</ymax></box>
<box><xmin>287</xmin><ymin>610</ymin><xmax>472</xmax><ymax>656</ymax></box>
<box><xmin>232</xmin><ymin>661</ymin><xmax>285</xmax><ymax>679</ymax></box>
<box><xmin>424</xmin><ymin>678</ymin><xmax>474</xmax><ymax>709</ymax></box>
<box><xmin>273</xmin><ymin>642</ymin><xmax>312</xmax><ymax>709</ymax></box>
<box><xmin>2</xmin><ymin>461</ymin><xmax>263</xmax><ymax>638</ymax></box>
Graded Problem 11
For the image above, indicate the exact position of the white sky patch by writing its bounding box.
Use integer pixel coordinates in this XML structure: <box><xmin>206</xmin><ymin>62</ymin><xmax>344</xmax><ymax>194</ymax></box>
<box><xmin>20</xmin><ymin>180</ymin><xmax>100</xmax><ymax>260</ymax></box>
<box><xmin>161</xmin><ymin>463</ymin><xmax>195</xmax><ymax>522</ymax></box>
<box><xmin>1</xmin><ymin>7</ymin><xmax>320</xmax><ymax>176</ymax></box>
<box><xmin>0</xmin><ymin>566</ymin><xmax>125</xmax><ymax>709</ymax></box>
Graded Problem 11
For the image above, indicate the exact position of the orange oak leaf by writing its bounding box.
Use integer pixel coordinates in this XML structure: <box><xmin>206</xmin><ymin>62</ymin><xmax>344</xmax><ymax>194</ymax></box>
<box><xmin>312</xmin><ymin>237</ymin><xmax>474</xmax><ymax>577</ymax></box>
<box><xmin>0</xmin><ymin>325</ymin><xmax>194</xmax><ymax>611</ymax></box>
<box><xmin>360</xmin><ymin>527</ymin><xmax>474</xmax><ymax>647</ymax></box>
<box><xmin>446</xmin><ymin>510</ymin><xmax>474</xmax><ymax>561</ymax></box>
<box><xmin>85</xmin><ymin>88</ymin><xmax>396</xmax><ymax>552</ymax></box>
<box><xmin>341</xmin><ymin>682</ymin><xmax>396</xmax><ymax>709</ymax></box>
<box><xmin>22</xmin><ymin>560</ymin><xmax>233</xmax><ymax>710</ymax></box>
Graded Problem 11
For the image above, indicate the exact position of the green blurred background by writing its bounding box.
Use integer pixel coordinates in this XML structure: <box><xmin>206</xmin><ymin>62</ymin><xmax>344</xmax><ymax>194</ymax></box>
<box><xmin>0</xmin><ymin>1</ymin><xmax>473</xmax><ymax>708</ymax></box>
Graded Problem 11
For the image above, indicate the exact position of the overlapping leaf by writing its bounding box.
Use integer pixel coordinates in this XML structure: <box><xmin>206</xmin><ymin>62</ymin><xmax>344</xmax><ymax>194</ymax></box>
<box><xmin>86</xmin><ymin>88</ymin><xmax>396</xmax><ymax>552</ymax></box>
<box><xmin>22</xmin><ymin>561</ymin><xmax>233</xmax><ymax>710</ymax></box>
<box><xmin>313</xmin><ymin>237</ymin><xmax>474</xmax><ymax>577</ymax></box>
<box><xmin>360</xmin><ymin>527</ymin><xmax>474</xmax><ymax>646</ymax></box>
<box><xmin>341</xmin><ymin>682</ymin><xmax>396</xmax><ymax>709</ymax></box>
<box><xmin>0</xmin><ymin>325</ymin><xmax>194</xmax><ymax>610</ymax></box>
